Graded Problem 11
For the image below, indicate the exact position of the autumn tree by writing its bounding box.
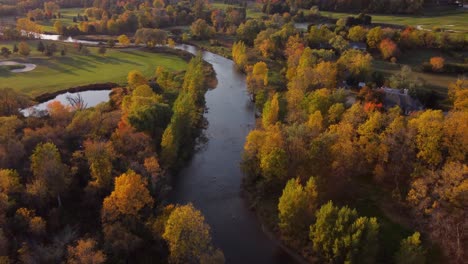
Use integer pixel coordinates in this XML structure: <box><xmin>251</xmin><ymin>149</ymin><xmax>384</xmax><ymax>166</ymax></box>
<box><xmin>18</xmin><ymin>41</ymin><xmax>31</xmax><ymax>56</ymax></box>
<box><xmin>379</xmin><ymin>38</ymin><xmax>399</xmax><ymax>60</ymax></box>
<box><xmin>366</xmin><ymin>26</ymin><xmax>383</xmax><ymax>49</ymax></box>
<box><xmin>246</xmin><ymin>61</ymin><xmax>269</xmax><ymax>98</ymax></box>
<box><xmin>329</xmin><ymin>35</ymin><xmax>349</xmax><ymax>53</ymax></box>
<box><xmin>389</xmin><ymin>65</ymin><xmax>422</xmax><ymax>92</ymax></box>
<box><xmin>66</xmin><ymin>238</ymin><xmax>106</xmax><ymax>264</ymax></box>
<box><xmin>134</xmin><ymin>28</ymin><xmax>167</xmax><ymax>47</ymax></box>
<box><xmin>84</xmin><ymin>140</ymin><xmax>114</xmax><ymax>190</ymax></box>
<box><xmin>163</xmin><ymin>203</ymin><xmax>224</xmax><ymax>264</ymax></box>
<box><xmin>448</xmin><ymin>79</ymin><xmax>467</xmax><ymax>111</ymax></box>
<box><xmin>190</xmin><ymin>19</ymin><xmax>214</xmax><ymax>40</ymax></box>
<box><xmin>101</xmin><ymin>170</ymin><xmax>153</xmax><ymax>223</ymax></box>
<box><xmin>29</xmin><ymin>142</ymin><xmax>69</xmax><ymax>207</ymax></box>
<box><xmin>311</xmin><ymin>61</ymin><xmax>337</xmax><ymax>88</ymax></box>
<box><xmin>348</xmin><ymin>25</ymin><xmax>367</xmax><ymax>42</ymax></box>
<box><xmin>262</xmin><ymin>93</ymin><xmax>280</xmax><ymax>127</ymax></box>
<box><xmin>117</xmin><ymin>34</ymin><xmax>130</xmax><ymax>46</ymax></box>
<box><xmin>429</xmin><ymin>56</ymin><xmax>444</xmax><ymax>72</ymax></box>
<box><xmin>232</xmin><ymin>41</ymin><xmax>248</xmax><ymax>71</ymax></box>
<box><xmin>0</xmin><ymin>88</ymin><xmax>31</xmax><ymax>116</ymax></box>
<box><xmin>310</xmin><ymin>201</ymin><xmax>379</xmax><ymax>264</ymax></box>
<box><xmin>278</xmin><ymin>177</ymin><xmax>318</xmax><ymax>244</ymax></box>
<box><xmin>127</xmin><ymin>70</ymin><xmax>148</xmax><ymax>89</ymax></box>
<box><xmin>394</xmin><ymin>232</ymin><xmax>426</xmax><ymax>264</ymax></box>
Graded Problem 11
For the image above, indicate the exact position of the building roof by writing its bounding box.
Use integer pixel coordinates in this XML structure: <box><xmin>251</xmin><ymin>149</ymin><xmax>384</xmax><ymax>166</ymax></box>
<box><xmin>380</xmin><ymin>87</ymin><xmax>424</xmax><ymax>114</ymax></box>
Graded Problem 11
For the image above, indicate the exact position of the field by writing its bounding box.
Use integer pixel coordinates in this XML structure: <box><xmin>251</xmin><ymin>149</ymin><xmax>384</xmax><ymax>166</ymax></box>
<box><xmin>320</xmin><ymin>8</ymin><xmax>468</xmax><ymax>32</ymax></box>
<box><xmin>37</xmin><ymin>8</ymin><xmax>91</xmax><ymax>33</ymax></box>
<box><xmin>0</xmin><ymin>41</ymin><xmax>187</xmax><ymax>96</ymax></box>
<box><xmin>211</xmin><ymin>2</ymin><xmax>264</xmax><ymax>19</ymax></box>
<box><xmin>373</xmin><ymin>49</ymin><xmax>466</xmax><ymax>106</ymax></box>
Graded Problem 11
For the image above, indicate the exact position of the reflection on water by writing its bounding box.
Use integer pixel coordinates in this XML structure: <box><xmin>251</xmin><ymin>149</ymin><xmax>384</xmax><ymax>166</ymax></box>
<box><xmin>172</xmin><ymin>45</ymin><xmax>297</xmax><ymax>264</ymax></box>
<box><xmin>22</xmin><ymin>90</ymin><xmax>110</xmax><ymax>116</ymax></box>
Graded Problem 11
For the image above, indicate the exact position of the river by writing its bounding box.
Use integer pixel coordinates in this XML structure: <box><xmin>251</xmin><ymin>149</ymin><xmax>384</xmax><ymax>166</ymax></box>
<box><xmin>31</xmin><ymin>34</ymin><xmax>297</xmax><ymax>263</ymax></box>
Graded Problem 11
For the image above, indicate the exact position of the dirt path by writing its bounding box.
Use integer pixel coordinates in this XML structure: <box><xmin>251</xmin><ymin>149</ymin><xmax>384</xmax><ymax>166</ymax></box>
<box><xmin>0</xmin><ymin>61</ymin><xmax>37</xmax><ymax>73</ymax></box>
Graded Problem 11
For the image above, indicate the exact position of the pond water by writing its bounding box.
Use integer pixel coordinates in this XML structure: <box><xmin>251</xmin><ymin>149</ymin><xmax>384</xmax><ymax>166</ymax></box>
<box><xmin>22</xmin><ymin>89</ymin><xmax>111</xmax><ymax>116</ymax></box>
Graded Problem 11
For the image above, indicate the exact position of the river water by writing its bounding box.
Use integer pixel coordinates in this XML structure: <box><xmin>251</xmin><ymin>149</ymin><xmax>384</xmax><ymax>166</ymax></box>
<box><xmin>30</xmin><ymin>35</ymin><xmax>296</xmax><ymax>263</ymax></box>
<box><xmin>171</xmin><ymin>44</ymin><xmax>295</xmax><ymax>263</ymax></box>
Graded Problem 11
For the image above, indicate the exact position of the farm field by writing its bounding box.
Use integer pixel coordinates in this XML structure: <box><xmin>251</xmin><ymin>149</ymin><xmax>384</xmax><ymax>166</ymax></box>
<box><xmin>320</xmin><ymin>8</ymin><xmax>468</xmax><ymax>32</ymax></box>
<box><xmin>0</xmin><ymin>41</ymin><xmax>187</xmax><ymax>96</ymax></box>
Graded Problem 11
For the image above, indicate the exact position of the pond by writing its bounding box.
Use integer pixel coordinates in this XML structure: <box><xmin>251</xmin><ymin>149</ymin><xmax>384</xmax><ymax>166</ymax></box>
<box><xmin>22</xmin><ymin>89</ymin><xmax>111</xmax><ymax>116</ymax></box>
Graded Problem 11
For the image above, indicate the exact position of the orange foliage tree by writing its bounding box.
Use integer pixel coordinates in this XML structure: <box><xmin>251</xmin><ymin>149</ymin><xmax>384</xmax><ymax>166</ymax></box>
<box><xmin>379</xmin><ymin>38</ymin><xmax>399</xmax><ymax>60</ymax></box>
<box><xmin>430</xmin><ymin>56</ymin><xmax>445</xmax><ymax>72</ymax></box>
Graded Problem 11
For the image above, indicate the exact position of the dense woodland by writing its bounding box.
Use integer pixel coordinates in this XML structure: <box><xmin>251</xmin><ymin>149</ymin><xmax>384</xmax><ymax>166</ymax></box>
<box><xmin>0</xmin><ymin>0</ymin><xmax>467</xmax><ymax>263</ymax></box>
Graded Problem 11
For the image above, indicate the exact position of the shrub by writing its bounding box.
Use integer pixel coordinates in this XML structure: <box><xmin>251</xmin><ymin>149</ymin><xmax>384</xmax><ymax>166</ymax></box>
<box><xmin>429</xmin><ymin>56</ymin><xmax>444</xmax><ymax>72</ymax></box>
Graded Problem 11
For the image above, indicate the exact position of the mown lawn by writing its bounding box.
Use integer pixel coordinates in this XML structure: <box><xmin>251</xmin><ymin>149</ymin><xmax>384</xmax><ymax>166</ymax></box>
<box><xmin>373</xmin><ymin>49</ymin><xmax>465</xmax><ymax>100</ymax></box>
<box><xmin>320</xmin><ymin>8</ymin><xmax>468</xmax><ymax>32</ymax></box>
<box><xmin>0</xmin><ymin>41</ymin><xmax>187</xmax><ymax>96</ymax></box>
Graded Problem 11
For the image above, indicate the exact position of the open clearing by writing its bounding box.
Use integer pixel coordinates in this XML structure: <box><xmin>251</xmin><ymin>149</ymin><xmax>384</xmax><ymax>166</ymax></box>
<box><xmin>38</xmin><ymin>8</ymin><xmax>91</xmax><ymax>33</ymax></box>
<box><xmin>0</xmin><ymin>41</ymin><xmax>187</xmax><ymax>96</ymax></box>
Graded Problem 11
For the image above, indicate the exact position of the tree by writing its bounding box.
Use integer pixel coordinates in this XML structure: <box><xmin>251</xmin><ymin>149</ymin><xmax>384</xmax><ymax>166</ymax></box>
<box><xmin>379</xmin><ymin>38</ymin><xmax>399</xmax><ymax>60</ymax></box>
<box><xmin>37</xmin><ymin>41</ymin><xmax>45</xmax><ymax>53</ymax></box>
<box><xmin>232</xmin><ymin>41</ymin><xmax>248</xmax><ymax>71</ymax></box>
<box><xmin>395</xmin><ymin>232</ymin><xmax>426</xmax><ymax>264</ymax></box>
<box><xmin>310</xmin><ymin>201</ymin><xmax>379</xmax><ymax>264</ymax></box>
<box><xmin>448</xmin><ymin>79</ymin><xmax>467</xmax><ymax>111</ymax></box>
<box><xmin>101</xmin><ymin>170</ymin><xmax>153</xmax><ymax>223</ymax></box>
<box><xmin>127</xmin><ymin>70</ymin><xmax>147</xmax><ymax>89</ymax></box>
<box><xmin>30</xmin><ymin>142</ymin><xmax>69</xmax><ymax>206</ymax></box>
<box><xmin>167</xmin><ymin>38</ymin><xmax>176</xmax><ymax>48</ymax></box>
<box><xmin>348</xmin><ymin>25</ymin><xmax>367</xmax><ymax>42</ymax></box>
<box><xmin>366</xmin><ymin>26</ymin><xmax>383</xmax><ymax>49</ymax></box>
<box><xmin>389</xmin><ymin>65</ymin><xmax>422</xmax><ymax>92</ymax></box>
<box><xmin>13</xmin><ymin>44</ymin><xmax>18</xmax><ymax>54</ymax></box>
<box><xmin>44</xmin><ymin>1</ymin><xmax>60</xmax><ymax>16</ymax></box>
<box><xmin>134</xmin><ymin>28</ymin><xmax>167</xmax><ymax>47</ymax></box>
<box><xmin>0</xmin><ymin>47</ymin><xmax>11</xmax><ymax>58</ymax></box>
<box><xmin>84</xmin><ymin>140</ymin><xmax>114</xmax><ymax>190</ymax></box>
<box><xmin>98</xmin><ymin>45</ymin><xmax>106</xmax><ymax>55</ymax></box>
<box><xmin>246</xmin><ymin>62</ymin><xmax>269</xmax><ymax>97</ymax></box>
<box><xmin>18</xmin><ymin>41</ymin><xmax>30</xmax><ymax>56</ymax></box>
<box><xmin>163</xmin><ymin>203</ymin><xmax>223</xmax><ymax>264</ymax></box>
<box><xmin>0</xmin><ymin>88</ymin><xmax>31</xmax><ymax>116</ymax></box>
<box><xmin>190</xmin><ymin>19</ymin><xmax>214</xmax><ymax>40</ymax></box>
<box><xmin>430</xmin><ymin>56</ymin><xmax>444</xmax><ymax>72</ymax></box>
<box><xmin>54</xmin><ymin>20</ymin><xmax>63</xmax><ymax>34</ymax></box>
<box><xmin>311</xmin><ymin>61</ymin><xmax>337</xmax><ymax>88</ymax></box>
<box><xmin>117</xmin><ymin>34</ymin><xmax>130</xmax><ymax>46</ymax></box>
<box><xmin>262</xmin><ymin>93</ymin><xmax>280</xmax><ymax>127</ymax></box>
<box><xmin>66</xmin><ymin>238</ymin><xmax>106</xmax><ymax>264</ymax></box>
<box><xmin>278</xmin><ymin>177</ymin><xmax>317</xmax><ymax>243</ymax></box>
<box><xmin>329</xmin><ymin>35</ymin><xmax>349</xmax><ymax>53</ymax></box>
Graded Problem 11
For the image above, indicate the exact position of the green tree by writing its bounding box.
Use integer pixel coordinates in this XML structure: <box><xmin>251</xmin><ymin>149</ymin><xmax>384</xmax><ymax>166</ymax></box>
<box><xmin>262</xmin><ymin>93</ymin><xmax>279</xmax><ymax>127</ymax></box>
<box><xmin>84</xmin><ymin>140</ymin><xmax>114</xmax><ymax>190</ymax></box>
<box><xmin>163</xmin><ymin>203</ymin><xmax>224</xmax><ymax>264</ymax></box>
<box><xmin>30</xmin><ymin>142</ymin><xmax>69</xmax><ymax>207</ymax></box>
<box><xmin>278</xmin><ymin>177</ymin><xmax>318</xmax><ymax>243</ymax></box>
<box><xmin>310</xmin><ymin>201</ymin><xmax>379</xmax><ymax>264</ymax></box>
<box><xmin>348</xmin><ymin>26</ymin><xmax>367</xmax><ymax>42</ymax></box>
<box><xmin>395</xmin><ymin>232</ymin><xmax>426</xmax><ymax>264</ymax></box>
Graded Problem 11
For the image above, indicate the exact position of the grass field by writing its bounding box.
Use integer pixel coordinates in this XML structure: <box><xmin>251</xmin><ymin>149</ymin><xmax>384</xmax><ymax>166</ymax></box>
<box><xmin>212</xmin><ymin>2</ymin><xmax>264</xmax><ymax>19</ymax></box>
<box><xmin>37</xmin><ymin>8</ymin><xmax>91</xmax><ymax>33</ymax></box>
<box><xmin>0</xmin><ymin>41</ymin><xmax>187</xmax><ymax>96</ymax></box>
<box><xmin>320</xmin><ymin>8</ymin><xmax>468</xmax><ymax>32</ymax></box>
<box><xmin>373</xmin><ymin>49</ymin><xmax>466</xmax><ymax>105</ymax></box>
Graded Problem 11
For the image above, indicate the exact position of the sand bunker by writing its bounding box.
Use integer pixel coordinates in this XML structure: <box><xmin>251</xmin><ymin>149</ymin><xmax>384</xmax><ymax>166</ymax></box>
<box><xmin>0</xmin><ymin>61</ymin><xmax>37</xmax><ymax>73</ymax></box>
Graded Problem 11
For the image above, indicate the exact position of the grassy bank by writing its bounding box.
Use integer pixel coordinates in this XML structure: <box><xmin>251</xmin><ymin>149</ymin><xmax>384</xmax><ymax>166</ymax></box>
<box><xmin>38</xmin><ymin>8</ymin><xmax>90</xmax><ymax>33</ymax></box>
<box><xmin>0</xmin><ymin>41</ymin><xmax>187</xmax><ymax>96</ymax></box>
